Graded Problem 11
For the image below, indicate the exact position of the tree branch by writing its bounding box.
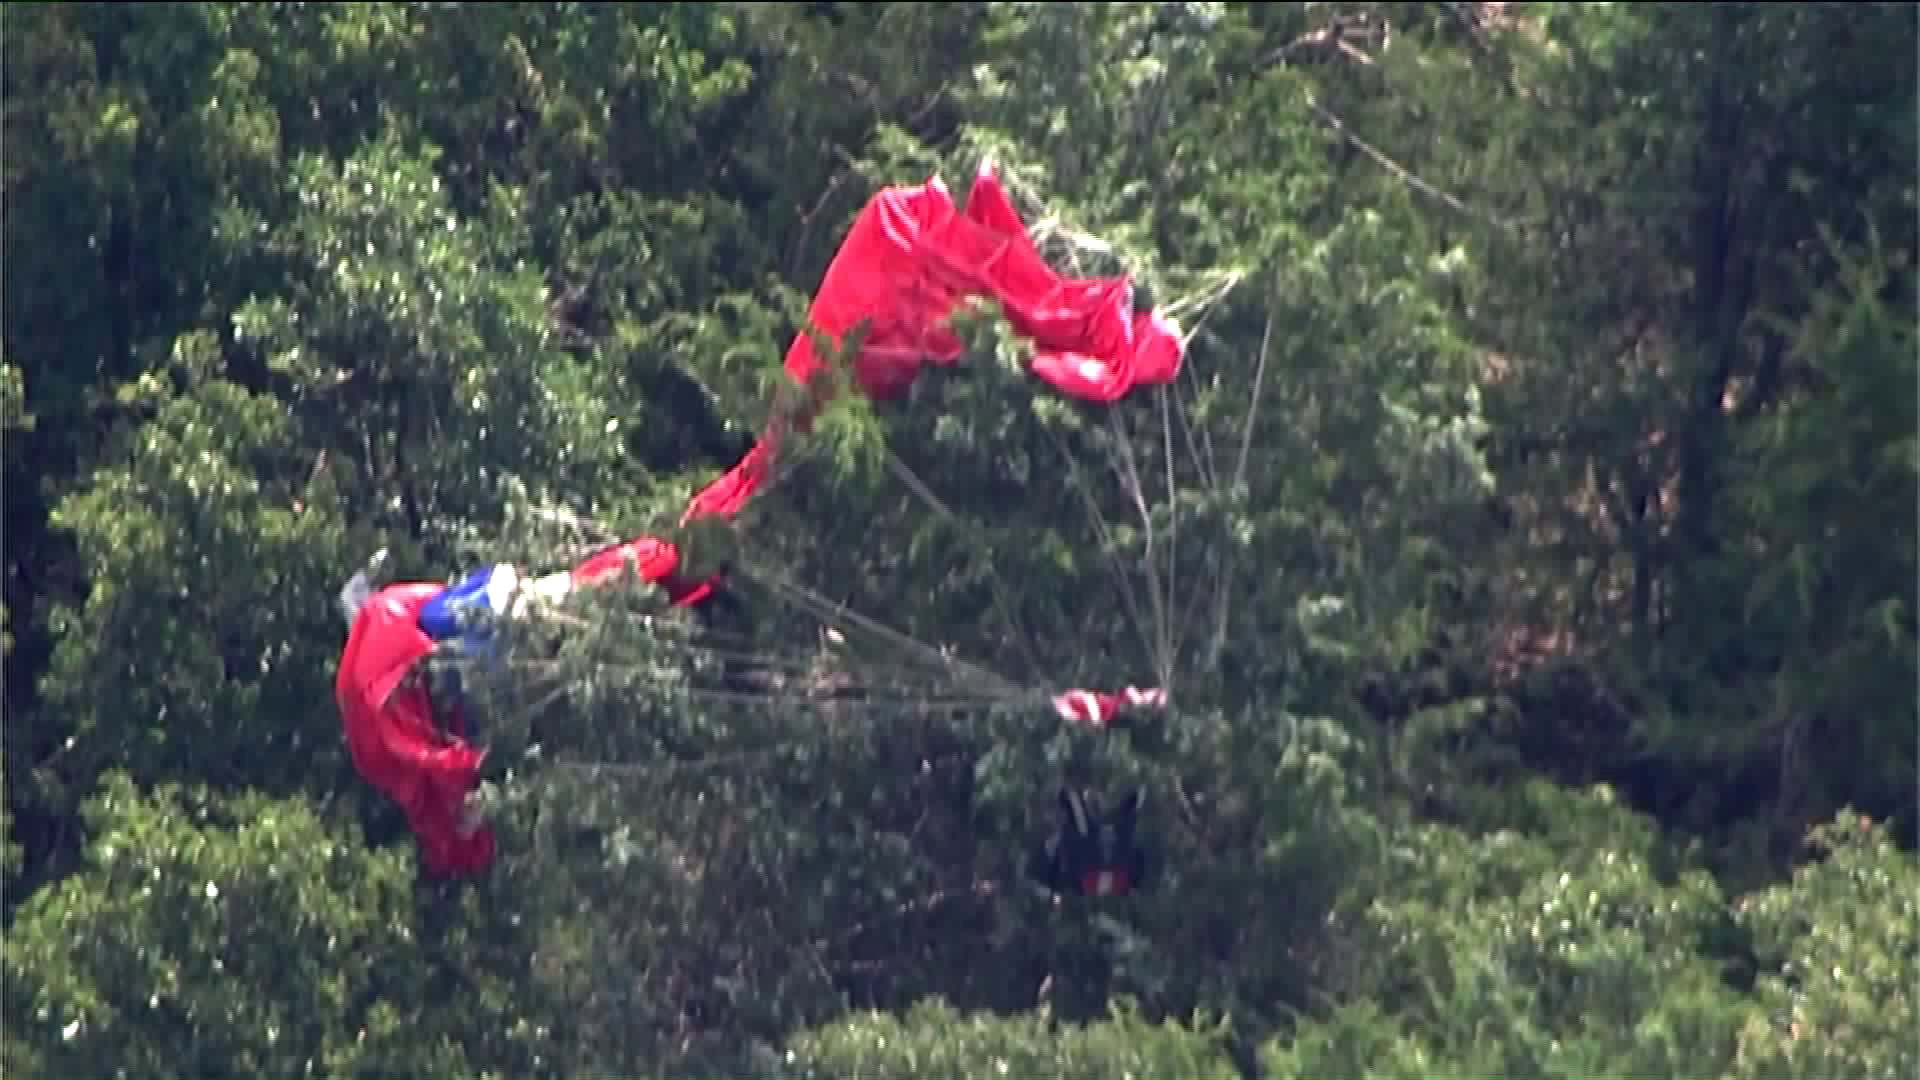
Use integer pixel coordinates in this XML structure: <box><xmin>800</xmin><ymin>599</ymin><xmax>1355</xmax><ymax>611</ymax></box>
<box><xmin>1305</xmin><ymin>96</ymin><xmax>1516</xmax><ymax>229</ymax></box>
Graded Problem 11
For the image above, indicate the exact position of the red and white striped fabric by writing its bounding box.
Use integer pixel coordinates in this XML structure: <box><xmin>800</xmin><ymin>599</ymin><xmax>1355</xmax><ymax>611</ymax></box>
<box><xmin>1051</xmin><ymin>686</ymin><xmax>1168</xmax><ymax>728</ymax></box>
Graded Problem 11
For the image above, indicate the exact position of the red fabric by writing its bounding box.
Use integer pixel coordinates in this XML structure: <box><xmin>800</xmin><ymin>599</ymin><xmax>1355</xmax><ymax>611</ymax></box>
<box><xmin>392</xmin><ymin>164</ymin><xmax>1182</xmax><ymax>625</ymax></box>
<box><xmin>659</xmin><ymin>169</ymin><xmax>1185</xmax><ymax>729</ymax></box>
<box><xmin>679</xmin><ymin>441</ymin><xmax>776</xmax><ymax>527</ymax></box>
<box><xmin>569</xmin><ymin>536</ymin><xmax>719</xmax><ymax>607</ymax></box>
<box><xmin>337</xmin><ymin>544</ymin><xmax>719</xmax><ymax>878</ymax></box>
<box><xmin>335</xmin><ymin>584</ymin><xmax>493</xmax><ymax>879</ymax></box>
<box><xmin>680</xmin><ymin>163</ymin><xmax>1187</xmax><ymax>527</ymax></box>
<box><xmin>1052</xmin><ymin>686</ymin><xmax>1168</xmax><ymax>728</ymax></box>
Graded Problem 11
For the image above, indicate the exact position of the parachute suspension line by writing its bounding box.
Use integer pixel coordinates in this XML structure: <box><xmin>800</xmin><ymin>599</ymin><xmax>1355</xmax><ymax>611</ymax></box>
<box><xmin>1160</xmin><ymin>382</ymin><xmax>1213</xmax><ymax>682</ymax></box>
<box><xmin>1038</xmin><ymin>418</ymin><xmax>1164</xmax><ymax>692</ymax></box>
<box><xmin>1166</xmin><ymin>370</ymin><xmax>1226</xmax><ymax>672</ymax></box>
<box><xmin>504</xmin><ymin>659</ymin><xmax>1032</xmax><ymax>717</ymax></box>
<box><xmin>1175</xmin><ymin>303</ymin><xmax>1267</xmax><ymax>672</ymax></box>
<box><xmin>1161</xmin><ymin>271</ymin><xmax>1245</xmax><ymax>328</ymax></box>
<box><xmin>474</xmin><ymin>532</ymin><xmax>1036</xmax><ymax>729</ymax></box>
<box><xmin>487</xmin><ymin>604</ymin><xmax>1051</xmax><ymax>785</ymax></box>
<box><xmin>995</xmin><ymin>185</ymin><xmax>1245</xmax><ymax>696</ymax></box>
<box><xmin>1161</xmin><ymin>277</ymin><xmax>1248</xmax><ymax>676</ymax></box>
<box><xmin>1102</xmin><ymin>407</ymin><xmax>1176</xmax><ymax>695</ymax></box>
<box><xmin>515</xmin><ymin>606</ymin><xmax>873</xmax><ymax>686</ymax></box>
<box><xmin>533</xmin><ymin>696</ymin><xmax>1008</xmax><ymax>788</ymax></box>
<box><xmin>1212</xmin><ymin>305</ymin><xmax>1274</xmax><ymax>669</ymax></box>
<box><xmin>488</xmin><ymin>451</ymin><xmax>1047</xmax><ymax>729</ymax></box>
<box><xmin>873</xmin><ymin>445</ymin><xmax>1050</xmax><ymax>690</ymax></box>
<box><xmin>1230</xmin><ymin>307</ymin><xmax>1273</xmax><ymax>495</ymax></box>
<box><xmin>1156</xmin><ymin>385</ymin><xmax>1184</xmax><ymax>695</ymax></box>
<box><xmin>679</xmin><ymin>563</ymin><xmax>1033</xmax><ymax>710</ymax></box>
<box><xmin>735</xmin><ymin>554</ymin><xmax>1039</xmax><ymax>708</ymax></box>
<box><xmin>1077</xmin><ymin>268</ymin><xmax>1244</xmax><ymax>695</ymax></box>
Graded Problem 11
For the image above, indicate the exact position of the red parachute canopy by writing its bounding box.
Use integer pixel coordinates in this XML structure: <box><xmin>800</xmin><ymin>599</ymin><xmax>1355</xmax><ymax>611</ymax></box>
<box><xmin>335</xmin><ymin>164</ymin><xmax>1179</xmax><ymax>878</ymax></box>
<box><xmin>667</xmin><ymin>161</ymin><xmax>1185</xmax><ymax>565</ymax></box>
<box><xmin>569</xmin><ymin>535</ymin><xmax>718</xmax><ymax>607</ymax></box>
<box><xmin>336</xmin><ymin>545</ymin><xmax>712</xmax><ymax>880</ymax></box>
<box><xmin>636</xmin><ymin>162</ymin><xmax>1182</xmax><ymax>732</ymax></box>
<box><xmin>335</xmin><ymin>583</ymin><xmax>495</xmax><ymax>879</ymax></box>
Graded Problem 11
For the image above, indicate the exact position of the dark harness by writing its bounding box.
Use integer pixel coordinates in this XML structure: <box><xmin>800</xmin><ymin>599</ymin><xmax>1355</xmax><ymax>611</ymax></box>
<box><xmin>1031</xmin><ymin>788</ymin><xmax>1149</xmax><ymax>898</ymax></box>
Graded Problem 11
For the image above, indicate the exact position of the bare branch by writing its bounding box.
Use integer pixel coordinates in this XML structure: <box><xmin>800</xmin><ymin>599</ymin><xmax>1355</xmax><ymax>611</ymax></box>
<box><xmin>1305</xmin><ymin>96</ymin><xmax>1518</xmax><ymax>230</ymax></box>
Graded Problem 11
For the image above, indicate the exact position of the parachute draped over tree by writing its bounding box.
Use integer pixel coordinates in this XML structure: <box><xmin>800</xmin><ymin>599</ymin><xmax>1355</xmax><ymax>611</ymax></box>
<box><xmin>333</xmin><ymin>162</ymin><xmax>1189</xmax><ymax>878</ymax></box>
<box><xmin>333</xmin><ymin>545</ymin><xmax>717</xmax><ymax>879</ymax></box>
<box><xmin>678</xmin><ymin>161</ymin><xmax>1186</xmax><ymax>527</ymax></box>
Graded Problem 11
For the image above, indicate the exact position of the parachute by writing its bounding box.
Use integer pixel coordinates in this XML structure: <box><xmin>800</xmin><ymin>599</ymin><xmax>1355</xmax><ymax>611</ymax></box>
<box><xmin>676</xmin><ymin>161</ymin><xmax>1186</xmax><ymax>527</ymax></box>
<box><xmin>334</xmin><ymin>550</ymin><xmax>716</xmax><ymax>879</ymax></box>
<box><xmin>644</xmin><ymin>163</ymin><xmax>1188</xmax><ymax>721</ymax></box>
<box><xmin>336</xmin><ymin>578</ymin><xmax>495</xmax><ymax>879</ymax></box>
<box><xmin>334</xmin><ymin>162</ymin><xmax>1225</xmax><ymax>880</ymax></box>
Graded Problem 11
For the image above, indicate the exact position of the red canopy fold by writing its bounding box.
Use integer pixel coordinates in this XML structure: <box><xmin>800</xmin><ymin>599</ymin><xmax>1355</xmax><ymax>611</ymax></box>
<box><xmin>680</xmin><ymin>163</ymin><xmax>1185</xmax><ymax>528</ymax></box>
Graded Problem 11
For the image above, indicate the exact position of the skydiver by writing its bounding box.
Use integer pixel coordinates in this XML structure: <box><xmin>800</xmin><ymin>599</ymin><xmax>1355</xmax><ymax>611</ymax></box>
<box><xmin>1030</xmin><ymin>787</ymin><xmax>1151</xmax><ymax>899</ymax></box>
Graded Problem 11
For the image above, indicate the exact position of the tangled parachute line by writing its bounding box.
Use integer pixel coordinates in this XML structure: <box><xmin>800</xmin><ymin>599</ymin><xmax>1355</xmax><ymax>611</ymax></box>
<box><xmin>439</xmin><ymin>165</ymin><xmax>1249</xmax><ymax>788</ymax></box>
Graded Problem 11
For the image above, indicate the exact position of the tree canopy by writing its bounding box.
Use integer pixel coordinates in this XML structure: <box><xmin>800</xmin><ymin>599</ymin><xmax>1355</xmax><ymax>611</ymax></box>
<box><xmin>5</xmin><ymin>4</ymin><xmax>1914</xmax><ymax>1078</ymax></box>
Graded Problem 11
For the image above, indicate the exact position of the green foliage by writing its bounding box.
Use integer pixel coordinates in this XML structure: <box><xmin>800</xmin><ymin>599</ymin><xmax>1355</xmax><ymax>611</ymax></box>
<box><xmin>231</xmin><ymin>129</ymin><xmax>614</xmax><ymax>532</ymax></box>
<box><xmin>1</xmin><ymin>758</ymin><xmax>21</xmax><ymax>884</ymax></box>
<box><xmin>1675</xmin><ymin>228</ymin><xmax>1918</xmax><ymax>829</ymax></box>
<box><xmin>1447</xmin><ymin>0</ymin><xmax>1919</xmax><ymax>848</ymax></box>
<box><xmin>2</xmin><ymin>363</ymin><xmax>30</xmax><ymax>434</ymax></box>
<box><xmin>40</xmin><ymin>370</ymin><xmax>357</xmax><ymax>804</ymax></box>
<box><xmin>3</xmin><ymin>774</ymin><xmax>490</xmax><ymax>1080</ymax></box>
<box><xmin>4</xmin><ymin>4</ymin><xmax>1914</xmax><ymax>1079</ymax></box>
<box><xmin>782</xmin><ymin>996</ymin><xmax>1239</xmax><ymax>1080</ymax></box>
<box><xmin>1732</xmin><ymin>813</ymin><xmax>1920</xmax><ymax>1080</ymax></box>
<box><xmin>1269</xmin><ymin>784</ymin><xmax>1752</xmax><ymax>1079</ymax></box>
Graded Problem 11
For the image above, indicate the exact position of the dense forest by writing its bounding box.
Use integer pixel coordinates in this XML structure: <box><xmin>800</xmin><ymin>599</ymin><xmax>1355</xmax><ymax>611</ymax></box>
<box><xmin>3</xmin><ymin>3</ymin><xmax>1916</xmax><ymax>1078</ymax></box>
